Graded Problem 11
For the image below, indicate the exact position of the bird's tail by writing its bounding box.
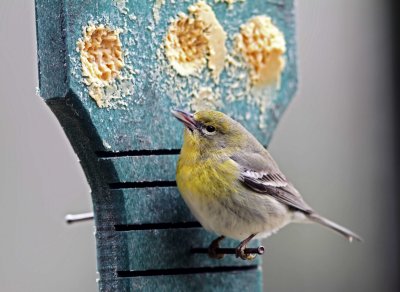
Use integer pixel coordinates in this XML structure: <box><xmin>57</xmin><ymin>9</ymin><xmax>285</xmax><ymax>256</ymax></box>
<box><xmin>308</xmin><ymin>213</ymin><xmax>363</xmax><ymax>242</ymax></box>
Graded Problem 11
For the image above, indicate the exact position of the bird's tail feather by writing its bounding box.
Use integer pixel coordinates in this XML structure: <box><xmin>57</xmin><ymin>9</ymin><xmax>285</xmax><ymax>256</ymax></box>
<box><xmin>308</xmin><ymin>213</ymin><xmax>363</xmax><ymax>242</ymax></box>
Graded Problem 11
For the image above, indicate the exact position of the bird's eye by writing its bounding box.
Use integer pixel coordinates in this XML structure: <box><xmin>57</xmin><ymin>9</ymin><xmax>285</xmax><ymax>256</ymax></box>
<box><xmin>206</xmin><ymin>125</ymin><xmax>216</xmax><ymax>133</ymax></box>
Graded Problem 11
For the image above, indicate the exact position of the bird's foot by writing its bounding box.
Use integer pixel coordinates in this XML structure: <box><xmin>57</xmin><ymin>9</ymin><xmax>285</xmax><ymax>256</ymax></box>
<box><xmin>235</xmin><ymin>244</ymin><xmax>257</xmax><ymax>260</ymax></box>
<box><xmin>207</xmin><ymin>236</ymin><xmax>225</xmax><ymax>259</ymax></box>
<box><xmin>235</xmin><ymin>233</ymin><xmax>258</xmax><ymax>261</ymax></box>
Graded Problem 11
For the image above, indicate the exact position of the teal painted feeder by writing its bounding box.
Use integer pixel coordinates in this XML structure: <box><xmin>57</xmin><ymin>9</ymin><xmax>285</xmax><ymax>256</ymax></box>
<box><xmin>35</xmin><ymin>0</ymin><xmax>297</xmax><ymax>291</ymax></box>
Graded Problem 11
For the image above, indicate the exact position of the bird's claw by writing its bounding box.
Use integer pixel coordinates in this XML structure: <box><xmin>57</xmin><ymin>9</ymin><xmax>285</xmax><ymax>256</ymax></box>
<box><xmin>208</xmin><ymin>237</ymin><xmax>225</xmax><ymax>259</ymax></box>
<box><xmin>235</xmin><ymin>245</ymin><xmax>257</xmax><ymax>261</ymax></box>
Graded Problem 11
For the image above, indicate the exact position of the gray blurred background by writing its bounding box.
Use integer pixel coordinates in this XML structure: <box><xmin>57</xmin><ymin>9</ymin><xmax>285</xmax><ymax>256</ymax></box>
<box><xmin>0</xmin><ymin>1</ymin><xmax>398</xmax><ymax>291</ymax></box>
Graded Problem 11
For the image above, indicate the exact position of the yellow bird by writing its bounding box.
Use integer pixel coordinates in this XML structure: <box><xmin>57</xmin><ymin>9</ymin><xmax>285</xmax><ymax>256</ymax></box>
<box><xmin>172</xmin><ymin>109</ymin><xmax>362</xmax><ymax>260</ymax></box>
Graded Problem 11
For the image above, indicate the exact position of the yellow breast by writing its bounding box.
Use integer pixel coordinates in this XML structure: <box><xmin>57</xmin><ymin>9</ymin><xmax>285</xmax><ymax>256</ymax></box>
<box><xmin>176</xmin><ymin>140</ymin><xmax>240</xmax><ymax>201</ymax></box>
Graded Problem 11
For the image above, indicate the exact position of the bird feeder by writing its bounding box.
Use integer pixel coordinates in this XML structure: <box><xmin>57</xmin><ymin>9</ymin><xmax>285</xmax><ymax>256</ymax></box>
<box><xmin>35</xmin><ymin>0</ymin><xmax>297</xmax><ymax>290</ymax></box>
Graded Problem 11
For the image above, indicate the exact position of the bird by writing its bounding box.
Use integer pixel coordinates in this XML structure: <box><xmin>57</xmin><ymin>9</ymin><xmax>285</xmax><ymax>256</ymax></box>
<box><xmin>171</xmin><ymin>109</ymin><xmax>362</xmax><ymax>260</ymax></box>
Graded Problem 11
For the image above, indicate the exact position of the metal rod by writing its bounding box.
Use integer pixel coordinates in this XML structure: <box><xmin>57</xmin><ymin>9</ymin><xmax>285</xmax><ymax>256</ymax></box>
<box><xmin>191</xmin><ymin>246</ymin><xmax>265</xmax><ymax>256</ymax></box>
<box><xmin>65</xmin><ymin>212</ymin><xmax>94</xmax><ymax>224</ymax></box>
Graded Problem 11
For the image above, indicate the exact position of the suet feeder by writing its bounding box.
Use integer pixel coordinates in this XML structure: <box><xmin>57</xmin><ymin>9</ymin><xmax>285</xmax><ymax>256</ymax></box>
<box><xmin>35</xmin><ymin>0</ymin><xmax>297</xmax><ymax>290</ymax></box>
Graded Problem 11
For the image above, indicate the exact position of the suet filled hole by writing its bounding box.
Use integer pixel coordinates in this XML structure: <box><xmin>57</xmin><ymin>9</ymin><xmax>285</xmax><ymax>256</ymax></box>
<box><xmin>235</xmin><ymin>16</ymin><xmax>286</xmax><ymax>88</ymax></box>
<box><xmin>165</xmin><ymin>14</ymin><xmax>209</xmax><ymax>76</ymax></box>
<box><xmin>77</xmin><ymin>24</ymin><xmax>125</xmax><ymax>107</ymax></box>
<box><xmin>164</xmin><ymin>1</ymin><xmax>227</xmax><ymax>81</ymax></box>
<box><xmin>79</xmin><ymin>25</ymin><xmax>124</xmax><ymax>83</ymax></box>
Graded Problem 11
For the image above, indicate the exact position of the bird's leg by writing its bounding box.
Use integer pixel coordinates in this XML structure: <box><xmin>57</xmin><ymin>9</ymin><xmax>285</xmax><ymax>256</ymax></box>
<box><xmin>236</xmin><ymin>233</ymin><xmax>257</xmax><ymax>260</ymax></box>
<box><xmin>208</xmin><ymin>235</ymin><xmax>225</xmax><ymax>259</ymax></box>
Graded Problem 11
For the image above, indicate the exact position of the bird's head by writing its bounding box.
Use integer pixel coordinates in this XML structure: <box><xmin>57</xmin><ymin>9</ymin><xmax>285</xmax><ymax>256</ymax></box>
<box><xmin>171</xmin><ymin>109</ymin><xmax>248</xmax><ymax>155</ymax></box>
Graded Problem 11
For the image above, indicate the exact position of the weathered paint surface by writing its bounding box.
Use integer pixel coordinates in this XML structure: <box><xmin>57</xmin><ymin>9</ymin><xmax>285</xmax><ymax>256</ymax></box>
<box><xmin>37</xmin><ymin>0</ymin><xmax>297</xmax><ymax>151</ymax></box>
<box><xmin>104</xmin><ymin>269</ymin><xmax>262</xmax><ymax>292</ymax></box>
<box><xmin>101</xmin><ymin>155</ymin><xmax>178</xmax><ymax>182</ymax></box>
<box><xmin>35</xmin><ymin>0</ymin><xmax>297</xmax><ymax>291</ymax></box>
<box><xmin>114</xmin><ymin>188</ymin><xmax>195</xmax><ymax>224</ymax></box>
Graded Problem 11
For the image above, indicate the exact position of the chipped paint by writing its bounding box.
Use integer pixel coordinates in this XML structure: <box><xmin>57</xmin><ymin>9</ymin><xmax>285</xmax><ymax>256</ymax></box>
<box><xmin>152</xmin><ymin>0</ymin><xmax>165</xmax><ymax>24</ymax></box>
<box><xmin>164</xmin><ymin>1</ymin><xmax>227</xmax><ymax>82</ymax></box>
<box><xmin>234</xmin><ymin>16</ymin><xmax>286</xmax><ymax>88</ymax></box>
<box><xmin>189</xmin><ymin>87</ymin><xmax>222</xmax><ymax>111</ymax></box>
<box><xmin>215</xmin><ymin>0</ymin><xmax>246</xmax><ymax>9</ymax></box>
<box><xmin>113</xmin><ymin>0</ymin><xmax>129</xmax><ymax>15</ymax></box>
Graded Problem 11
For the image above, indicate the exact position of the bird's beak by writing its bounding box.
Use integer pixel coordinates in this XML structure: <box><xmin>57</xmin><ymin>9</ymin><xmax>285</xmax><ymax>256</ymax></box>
<box><xmin>171</xmin><ymin>109</ymin><xmax>197</xmax><ymax>131</ymax></box>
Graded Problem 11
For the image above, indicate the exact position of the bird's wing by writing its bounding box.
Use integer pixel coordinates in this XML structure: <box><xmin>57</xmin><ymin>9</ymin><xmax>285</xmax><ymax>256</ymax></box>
<box><xmin>231</xmin><ymin>151</ymin><xmax>313</xmax><ymax>214</ymax></box>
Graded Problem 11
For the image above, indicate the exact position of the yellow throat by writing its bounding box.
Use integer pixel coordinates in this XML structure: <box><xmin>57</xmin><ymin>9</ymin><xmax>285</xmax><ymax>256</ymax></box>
<box><xmin>176</xmin><ymin>129</ymin><xmax>240</xmax><ymax>200</ymax></box>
